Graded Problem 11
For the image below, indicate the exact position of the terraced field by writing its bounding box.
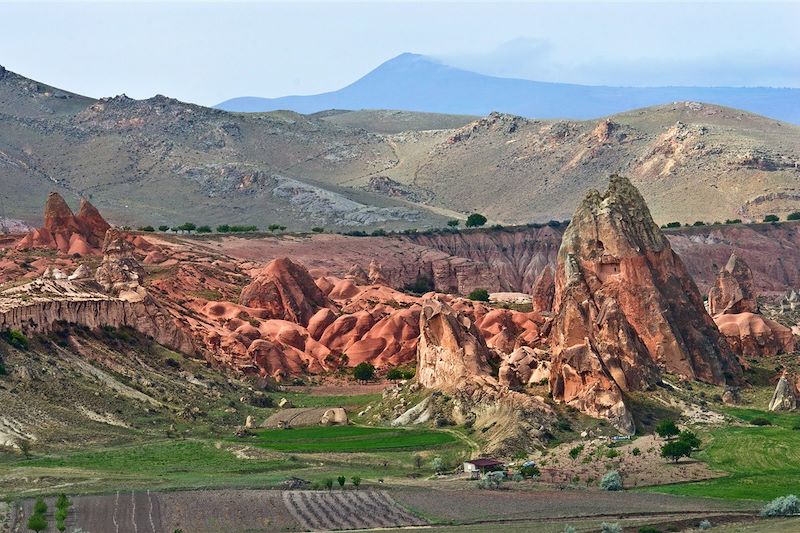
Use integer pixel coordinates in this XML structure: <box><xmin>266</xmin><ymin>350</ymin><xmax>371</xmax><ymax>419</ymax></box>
<box><xmin>283</xmin><ymin>490</ymin><xmax>427</xmax><ymax>531</ymax></box>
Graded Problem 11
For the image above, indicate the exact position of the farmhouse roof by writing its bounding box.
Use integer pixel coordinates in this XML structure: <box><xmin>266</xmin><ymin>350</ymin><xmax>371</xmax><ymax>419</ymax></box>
<box><xmin>465</xmin><ymin>458</ymin><xmax>504</xmax><ymax>468</ymax></box>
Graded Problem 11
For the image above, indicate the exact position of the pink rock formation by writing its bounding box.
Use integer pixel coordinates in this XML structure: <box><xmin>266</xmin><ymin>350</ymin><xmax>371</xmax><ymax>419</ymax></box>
<box><xmin>16</xmin><ymin>193</ymin><xmax>110</xmax><ymax>255</ymax></box>
<box><xmin>531</xmin><ymin>265</ymin><xmax>555</xmax><ymax>313</ymax></box>
<box><xmin>708</xmin><ymin>254</ymin><xmax>758</xmax><ymax>315</ymax></box>
<box><xmin>549</xmin><ymin>175</ymin><xmax>741</xmax><ymax>432</ymax></box>
<box><xmin>714</xmin><ymin>313</ymin><xmax>795</xmax><ymax>357</ymax></box>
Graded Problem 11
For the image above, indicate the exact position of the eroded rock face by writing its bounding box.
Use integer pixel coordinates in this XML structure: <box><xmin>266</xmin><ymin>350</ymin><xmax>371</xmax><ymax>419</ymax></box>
<box><xmin>531</xmin><ymin>265</ymin><xmax>555</xmax><ymax>313</ymax></box>
<box><xmin>498</xmin><ymin>346</ymin><xmax>551</xmax><ymax>389</ymax></box>
<box><xmin>16</xmin><ymin>193</ymin><xmax>110</xmax><ymax>255</ymax></box>
<box><xmin>708</xmin><ymin>254</ymin><xmax>757</xmax><ymax>315</ymax></box>
<box><xmin>95</xmin><ymin>228</ymin><xmax>147</xmax><ymax>300</ymax></box>
<box><xmin>416</xmin><ymin>298</ymin><xmax>493</xmax><ymax>391</ymax></box>
<box><xmin>240</xmin><ymin>257</ymin><xmax>334</xmax><ymax>326</ymax></box>
<box><xmin>714</xmin><ymin>313</ymin><xmax>795</xmax><ymax>357</ymax></box>
<box><xmin>768</xmin><ymin>375</ymin><xmax>797</xmax><ymax>411</ymax></box>
<box><xmin>549</xmin><ymin>175</ymin><xmax>741</xmax><ymax>432</ymax></box>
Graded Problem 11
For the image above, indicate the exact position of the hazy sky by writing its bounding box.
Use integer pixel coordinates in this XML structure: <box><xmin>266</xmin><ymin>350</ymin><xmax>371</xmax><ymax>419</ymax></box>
<box><xmin>1</xmin><ymin>1</ymin><xmax>797</xmax><ymax>106</ymax></box>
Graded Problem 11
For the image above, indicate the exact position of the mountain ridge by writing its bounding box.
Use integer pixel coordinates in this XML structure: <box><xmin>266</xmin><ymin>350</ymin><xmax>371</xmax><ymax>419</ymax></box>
<box><xmin>215</xmin><ymin>53</ymin><xmax>800</xmax><ymax>124</ymax></box>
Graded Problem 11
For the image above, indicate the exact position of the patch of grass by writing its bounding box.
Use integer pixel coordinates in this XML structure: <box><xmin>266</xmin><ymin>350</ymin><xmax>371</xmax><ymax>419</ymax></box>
<box><xmin>722</xmin><ymin>407</ymin><xmax>800</xmax><ymax>429</ymax></box>
<box><xmin>250</xmin><ymin>426</ymin><xmax>458</xmax><ymax>453</ymax></box>
<box><xmin>644</xmin><ymin>422</ymin><xmax>800</xmax><ymax>500</ymax></box>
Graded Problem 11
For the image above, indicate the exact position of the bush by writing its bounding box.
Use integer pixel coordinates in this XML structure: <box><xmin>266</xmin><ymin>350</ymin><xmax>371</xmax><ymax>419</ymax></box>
<box><xmin>431</xmin><ymin>457</ymin><xmax>445</xmax><ymax>473</ymax></box>
<box><xmin>750</xmin><ymin>417</ymin><xmax>772</xmax><ymax>426</ymax></box>
<box><xmin>34</xmin><ymin>497</ymin><xmax>47</xmax><ymax>515</ymax></box>
<box><xmin>353</xmin><ymin>362</ymin><xmax>375</xmax><ymax>382</ymax></box>
<box><xmin>401</xmin><ymin>368</ymin><xmax>415</xmax><ymax>379</ymax></box>
<box><xmin>268</xmin><ymin>224</ymin><xmax>286</xmax><ymax>233</ymax></box>
<box><xmin>724</xmin><ymin>219</ymin><xmax>742</xmax><ymax>225</ymax></box>
<box><xmin>520</xmin><ymin>463</ymin><xmax>540</xmax><ymax>478</ymax></box>
<box><xmin>371</xmin><ymin>228</ymin><xmax>387</xmax><ymax>236</ymax></box>
<box><xmin>465</xmin><ymin>213</ymin><xmax>487</xmax><ymax>227</ymax></box>
<box><xmin>351</xmin><ymin>475</ymin><xmax>361</xmax><ymax>488</ymax></box>
<box><xmin>405</xmin><ymin>276</ymin><xmax>433</xmax><ymax>294</ymax></box>
<box><xmin>661</xmin><ymin>440</ymin><xmax>692</xmax><ymax>462</ymax></box>
<box><xmin>467</xmin><ymin>288</ymin><xmax>490</xmax><ymax>302</ymax></box>
<box><xmin>158</xmin><ymin>225</ymin><xmax>170</xmax><ymax>232</ymax></box>
<box><xmin>446</xmin><ymin>219</ymin><xmax>460</xmax><ymax>227</ymax></box>
<box><xmin>216</xmin><ymin>224</ymin><xmax>230</xmax><ymax>233</ymax></box>
<box><xmin>760</xmin><ymin>494</ymin><xmax>798</xmax><ymax>517</ymax></box>
<box><xmin>788</xmin><ymin>212</ymin><xmax>800</xmax><ymax>221</ymax></box>
<box><xmin>196</xmin><ymin>225</ymin><xmax>212</xmax><ymax>233</ymax></box>
<box><xmin>698</xmin><ymin>519</ymin><xmax>712</xmax><ymax>530</ymax></box>
<box><xmin>638</xmin><ymin>527</ymin><xmax>662</xmax><ymax>533</ymax></box>
<box><xmin>601</xmin><ymin>522</ymin><xmax>622</xmax><ymax>533</ymax></box>
<box><xmin>631</xmin><ymin>447</ymin><xmax>641</xmax><ymax>456</ymax></box>
<box><xmin>764</xmin><ymin>214</ymin><xmax>780</xmax><ymax>222</ymax></box>
<box><xmin>138</xmin><ymin>225</ymin><xmax>155</xmax><ymax>232</ymax></box>
<box><xmin>655</xmin><ymin>419</ymin><xmax>680</xmax><ymax>439</ymax></box>
<box><xmin>678</xmin><ymin>430</ymin><xmax>700</xmax><ymax>449</ymax></box>
<box><xmin>311</xmin><ymin>227</ymin><xmax>325</xmax><ymax>233</ymax></box>
<box><xmin>27</xmin><ymin>512</ymin><xmax>47</xmax><ymax>533</ymax></box>
<box><xmin>2</xmin><ymin>329</ymin><xmax>29</xmax><ymax>350</ymax></box>
<box><xmin>569</xmin><ymin>445</ymin><xmax>584</xmax><ymax>460</ymax></box>
<box><xmin>386</xmin><ymin>368</ymin><xmax>404</xmax><ymax>381</ymax></box>
<box><xmin>599</xmin><ymin>470</ymin><xmax>622</xmax><ymax>491</ymax></box>
<box><xmin>692</xmin><ymin>221</ymin><xmax>706</xmax><ymax>226</ymax></box>
<box><xmin>564</xmin><ymin>527</ymin><xmax>576</xmax><ymax>533</ymax></box>
<box><xmin>178</xmin><ymin>222</ymin><xmax>196</xmax><ymax>231</ymax></box>
<box><xmin>664</xmin><ymin>221</ymin><xmax>681</xmax><ymax>228</ymax></box>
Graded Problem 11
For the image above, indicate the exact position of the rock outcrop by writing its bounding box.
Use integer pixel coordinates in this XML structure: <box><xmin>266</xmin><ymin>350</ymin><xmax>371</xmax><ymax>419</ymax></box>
<box><xmin>714</xmin><ymin>312</ymin><xmax>794</xmax><ymax>358</ymax></box>
<box><xmin>530</xmin><ymin>265</ymin><xmax>555</xmax><ymax>313</ymax></box>
<box><xmin>16</xmin><ymin>193</ymin><xmax>110</xmax><ymax>255</ymax></box>
<box><xmin>708</xmin><ymin>254</ymin><xmax>758</xmax><ymax>315</ymax></box>
<box><xmin>95</xmin><ymin>229</ymin><xmax>147</xmax><ymax>301</ymax></box>
<box><xmin>768</xmin><ymin>375</ymin><xmax>797</xmax><ymax>411</ymax></box>
<box><xmin>240</xmin><ymin>257</ymin><xmax>334</xmax><ymax>326</ymax></box>
<box><xmin>549</xmin><ymin>175</ymin><xmax>741</xmax><ymax>432</ymax></box>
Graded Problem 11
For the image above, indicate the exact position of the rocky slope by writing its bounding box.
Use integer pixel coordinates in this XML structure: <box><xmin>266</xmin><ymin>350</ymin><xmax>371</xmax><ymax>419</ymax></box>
<box><xmin>1</xmin><ymin>66</ymin><xmax>798</xmax><ymax>229</ymax></box>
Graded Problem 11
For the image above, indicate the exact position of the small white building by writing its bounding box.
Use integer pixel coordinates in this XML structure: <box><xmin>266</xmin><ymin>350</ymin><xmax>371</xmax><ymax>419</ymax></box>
<box><xmin>463</xmin><ymin>458</ymin><xmax>505</xmax><ymax>479</ymax></box>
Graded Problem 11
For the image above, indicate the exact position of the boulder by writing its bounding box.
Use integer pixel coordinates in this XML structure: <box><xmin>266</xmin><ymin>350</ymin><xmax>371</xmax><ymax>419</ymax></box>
<box><xmin>768</xmin><ymin>375</ymin><xmax>796</xmax><ymax>411</ymax></box>
<box><xmin>708</xmin><ymin>254</ymin><xmax>758</xmax><ymax>315</ymax></box>
<box><xmin>320</xmin><ymin>408</ymin><xmax>348</xmax><ymax>425</ymax></box>
<box><xmin>722</xmin><ymin>385</ymin><xmax>742</xmax><ymax>406</ymax></box>
<box><xmin>549</xmin><ymin>175</ymin><xmax>741</xmax><ymax>433</ymax></box>
<box><xmin>240</xmin><ymin>257</ymin><xmax>333</xmax><ymax>326</ymax></box>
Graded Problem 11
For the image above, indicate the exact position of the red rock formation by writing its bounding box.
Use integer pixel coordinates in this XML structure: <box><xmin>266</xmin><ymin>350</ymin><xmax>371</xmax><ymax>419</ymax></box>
<box><xmin>708</xmin><ymin>254</ymin><xmax>757</xmax><ymax>315</ymax></box>
<box><xmin>16</xmin><ymin>193</ymin><xmax>110</xmax><ymax>255</ymax></box>
<box><xmin>549</xmin><ymin>175</ymin><xmax>741</xmax><ymax>432</ymax></box>
<box><xmin>714</xmin><ymin>313</ymin><xmax>795</xmax><ymax>357</ymax></box>
<box><xmin>95</xmin><ymin>228</ymin><xmax>146</xmax><ymax>299</ymax></box>
<box><xmin>240</xmin><ymin>257</ymin><xmax>334</xmax><ymax>326</ymax></box>
<box><xmin>531</xmin><ymin>265</ymin><xmax>555</xmax><ymax>313</ymax></box>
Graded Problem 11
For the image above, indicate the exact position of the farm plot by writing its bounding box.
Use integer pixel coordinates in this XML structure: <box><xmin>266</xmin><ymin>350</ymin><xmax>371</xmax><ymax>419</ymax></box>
<box><xmin>251</xmin><ymin>425</ymin><xmax>458</xmax><ymax>452</ymax></box>
<box><xmin>283</xmin><ymin>490</ymin><xmax>428</xmax><ymax>531</ymax></box>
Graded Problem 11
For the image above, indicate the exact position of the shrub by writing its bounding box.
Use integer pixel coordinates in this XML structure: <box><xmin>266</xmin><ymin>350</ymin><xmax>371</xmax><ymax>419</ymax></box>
<box><xmin>353</xmin><ymin>362</ymin><xmax>375</xmax><ymax>382</ymax></box>
<box><xmin>138</xmin><ymin>225</ymin><xmax>155</xmax><ymax>232</ymax></box>
<box><xmin>655</xmin><ymin>419</ymin><xmax>679</xmax><ymax>439</ymax></box>
<box><xmin>401</xmin><ymin>368</ymin><xmax>415</xmax><ymax>379</ymax></box>
<box><xmin>760</xmin><ymin>494</ymin><xmax>798</xmax><ymax>517</ymax></box>
<box><xmin>638</xmin><ymin>527</ymin><xmax>662</xmax><ymax>533</ymax></box>
<box><xmin>34</xmin><ymin>497</ymin><xmax>47</xmax><ymax>515</ymax></box>
<box><xmin>750</xmin><ymin>417</ymin><xmax>772</xmax><ymax>426</ymax></box>
<box><xmin>27</xmin><ymin>512</ymin><xmax>47</xmax><ymax>533</ymax></box>
<box><xmin>158</xmin><ymin>225</ymin><xmax>170</xmax><ymax>232</ymax></box>
<box><xmin>724</xmin><ymin>219</ymin><xmax>742</xmax><ymax>225</ymax></box>
<box><xmin>268</xmin><ymin>224</ymin><xmax>285</xmax><ymax>233</ymax></box>
<box><xmin>18</xmin><ymin>438</ymin><xmax>32</xmax><ymax>459</ymax></box>
<box><xmin>446</xmin><ymin>219</ymin><xmax>460</xmax><ymax>227</ymax></box>
<box><xmin>678</xmin><ymin>430</ymin><xmax>700</xmax><ymax>449</ymax></box>
<box><xmin>764</xmin><ymin>214</ymin><xmax>779</xmax><ymax>222</ymax></box>
<box><xmin>196</xmin><ymin>225</ymin><xmax>212</xmax><ymax>233</ymax></box>
<box><xmin>599</xmin><ymin>470</ymin><xmax>622</xmax><ymax>491</ymax></box>
<box><xmin>2</xmin><ymin>329</ymin><xmax>29</xmax><ymax>350</ymax></box>
<box><xmin>56</xmin><ymin>493</ymin><xmax>71</xmax><ymax>510</ymax></box>
<box><xmin>431</xmin><ymin>457</ymin><xmax>444</xmax><ymax>473</ymax></box>
<box><xmin>386</xmin><ymin>368</ymin><xmax>404</xmax><ymax>381</ymax></box>
<box><xmin>568</xmin><ymin>444</ymin><xmax>584</xmax><ymax>460</ymax></box>
<box><xmin>478</xmin><ymin>471</ymin><xmax>504</xmax><ymax>489</ymax></box>
<box><xmin>0</xmin><ymin>361</ymin><xmax>6</xmax><ymax>376</ymax></box>
<box><xmin>788</xmin><ymin>212</ymin><xmax>800</xmax><ymax>221</ymax></box>
<box><xmin>467</xmin><ymin>288</ymin><xmax>490</xmax><ymax>302</ymax></box>
<box><xmin>692</xmin><ymin>221</ymin><xmax>706</xmax><ymax>226</ymax></box>
<box><xmin>311</xmin><ymin>227</ymin><xmax>325</xmax><ymax>233</ymax></box>
<box><xmin>606</xmin><ymin>448</ymin><xmax>620</xmax><ymax>459</ymax></box>
<box><xmin>601</xmin><ymin>522</ymin><xmax>622</xmax><ymax>533</ymax></box>
<box><xmin>351</xmin><ymin>475</ymin><xmax>361</xmax><ymax>489</ymax></box>
<box><xmin>631</xmin><ymin>447</ymin><xmax>641</xmax><ymax>456</ymax></box>
<box><xmin>404</xmin><ymin>276</ymin><xmax>433</xmax><ymax>294</ymax></box>
<box><xmin>564</xmin><ymin>527</ymin><xmax>576</xmax><ymax>533</ymax></box>
<box><xmin>216</xmin><ymin>224</ymin><xmax>230</xmax><ymax>233</ymax></box>
<box><xmin>465</xmin><ymin>213</ymin><xmax>487</xmax><ymax>227</ymax></box>
<box><xmin>664</xmin><ymin>221</ymin><xmax>681</xmax><ymax>228</ymax></box>
<box><xmin>337</xmin><ymin>475</ymin><xmax>346</xmax><ymax>488</ymax></box>
<box><xmin>661</xmin><ymin>440</ymin><xmax>692</xmax><ymax>462</ymax></box>
<box><xmin>698</xmin><ymin>519</ymin><xmax>712</xmax><ymax>530</ymax></box>
<box><xmin>520</xmin><ymin>463</ymin><xmax>540</xmax><ymax>478</ymax></box>
<box><xmin>178</xmin><ymin>222</ymin><xmax>196</xmax><ymax>231</ymax></box>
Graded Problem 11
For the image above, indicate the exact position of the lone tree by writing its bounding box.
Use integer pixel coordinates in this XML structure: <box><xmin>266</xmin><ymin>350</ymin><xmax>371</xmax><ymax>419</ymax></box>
<box><xmin>337</xmin><ymin>475</ymin><xmax>346</xmax><ymax>488</ymax></box>
<box><xmin>18</xmin><ymin>438</ymin><xmax>32</xmax><ymax>459</ymax></box>
<box><xmin>446</xmin><ymin>219</ymin><xmax>460</xmax><ymax>227</ymax></box>
<box><xmin>27</xmin><ymin>512</ymin><xmax>47</xmax><ymax>533</ymax></box>
<box><xmin>465</xmin><ymin>213</ymin><xmax>487</xmax><ymax>228</ymax></box>
<box><xmin>655</xmin><ymin>419</ymin><xmax>680</xmax><ymax>440</ymax></box>
<box><xmin>788</xmin><ymin>211</ymin><xmax>800</xmax><ymax>221</ymax></box>
<box><xmin>764</xmin><ymin>214</ymin><xmax>780</xmax><ymax>222</ymax></box>
<box><xmin>467</xmin><ymin>288</ymin><xmax>490</xmax><ymax>302</ymax></box>
<box><xmin>353</xmin><ymin>362</ymin><xmax>375</xmax><ymax>382</ymax></box>
<box><xmin>661</xmin><ymin>440</ymin><xmax>693</xmax><ymax>463</ymax></box>
<box><xmin>351</xmin><ymin>476</ymin><xmax>362</xmax><ymax>489</ymax></box>
<box><xmin>178</xmin><ymin>222</ymin><xmax>196</xmax><ymax>232</ymax></box>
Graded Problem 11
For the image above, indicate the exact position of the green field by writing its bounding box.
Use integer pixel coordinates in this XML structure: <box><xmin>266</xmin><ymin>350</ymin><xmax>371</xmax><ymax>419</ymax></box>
<box><xmin>645</xmin><ymin>409</ymin><xmax>800</xmax><ymax>501</ymax></box>
<box><xmin>250</xmin><ymin>426</ymin><xmax>458</xmax><ymax>452</ymax></box>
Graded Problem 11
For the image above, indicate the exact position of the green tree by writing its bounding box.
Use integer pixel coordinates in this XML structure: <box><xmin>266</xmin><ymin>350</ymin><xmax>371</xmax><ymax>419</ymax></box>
<box><xmin>788</xmin><ymin>211</ymin><xmax>800</xmax><ymax>221</ymax></box>
<box><xmin>467</xmin><ymin>288</ymin><xmax>490</xmax><ymax>302</ymax></box>
<box><xmin>599</xmin><ymin>470</ymin><xmax>622</xmax><ymax>491</ymax></box>
<box><xmin>33</xmin><ymin>497</ymin><xmax>47</xmax><ymax>515</ymax></box>
<box><xmin>158</xmin><ymin>225</ymin><xmax>170</xmax><ymax>232</ymax></box>
<box><xmin>351</xmin><ymin>476</ymin><xmax>361</xmax><ymax>489</ymax></box>
<box><xmin>55</xmin><ymin>493</ymin><xmax>71</xmax><ymax>510</ymax></box>
<box><xmin>431</xmin><ymin>457</ymin><xmax>444</xmax><ymax>473</ymax></box>
<box><xmin>18</xmin><ymin>438</ymin><xmax>32</xmax><ymax>459</ymax></box>
<box><xmin>268</xmin><ymin>224</ymin><xmax>283</xmax><ymax>233</ymax></box>
<box><xmin>337</xmin><ymin>475</ymin><xmax>346</xmax><ymax>488</ymax></box>
<box><xmin>178</xmin><ymin>222</ymin><xmax>196</xmax><ymax>232</ymax></box>
<box><xmin>216</xmin><ymin>224</ymin><xmax>230</xmax><ymax>233</ymax></box>
<box><xmin>692</xmin><ymin>221</ymin><xmax>706</xmax><ymax>226</ymax></box>
<box><xmin>446</xmin><ymin>219</ymin><xmax>460</xmax><ymax>227</ymax></box>
<box><xmin>196</xmin><ymin>225</ymin><xmax>212</xmax><ymax>233</ymax></box>
<box><xmin>138</xmin><ymin>225</ymin><xmax>155</xmax><ymax>232</ymax></box>
<box><xmin>520</xmin><ymin>464</ymin><xmax>540</xmax><ymax>478</ymax></box>
<box><xmin>764</xmin><ymin>214</ymin><xmax>780</xmax><ymax>222</ymax></box>
<box><xmin>725</xmin><ymin>219</ymin><xmax>742</xmax><ymax>225</ymax></box>
<box><xmin>655</xmin><ymin>419</ymin><xmax>680</xmax><ymax>439</ymax></box>
<box><xmin>661</xmin><ymin>440</ymin><xmax>692</xmax><ymax>462</ymax></box>
<box><xmin>27</xmin><ymin>512</ymin><xmax>47</xmax><ymax>533</ymax></box>
<box><xmin>465</xmin><ymin>213</ymin><xmax>487</xmax><ymax>227</ymax></box>
<box><xmin>678</xmin><ymin>430</ymin><xmax>701</xmax><ymax>450</ymax></box>
<box><xmin>324</xmin><ymin>478</ymin><xmax>334</xmax><ymax>491</ymax></box>
<box><xmin>386</xmin><ymin>368</ymin><xmax>404</xmax><ymax>381</ymax></box>
<box><xmin>353</xmin><ymin>362</ymin><xmax>375</xmax><ymax>382</ymax></box>
<box><xmin>664</xmin><ymin>221</ymin><xmax>681</xmax><ymax>228</ymax></box>
<box><xmin>311</xmin><ymin>227</ymin><xmax>325</xmax><ymax>233</ymax></box>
